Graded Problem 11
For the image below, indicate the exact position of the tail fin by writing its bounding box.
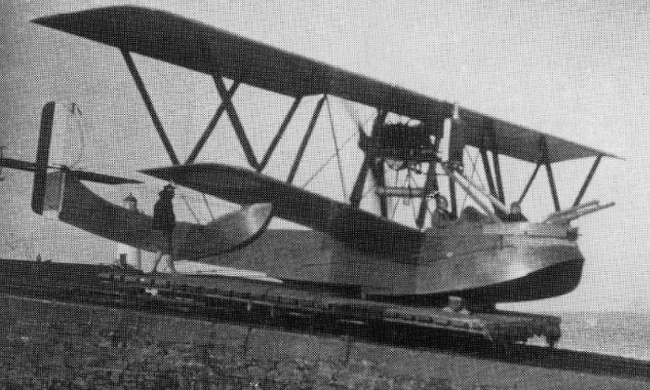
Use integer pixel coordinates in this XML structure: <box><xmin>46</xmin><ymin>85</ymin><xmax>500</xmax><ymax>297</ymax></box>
<box><xmin>31</xmin><ymin>101</ymin><xmax>55</xmax><ymax>214</ymax></box>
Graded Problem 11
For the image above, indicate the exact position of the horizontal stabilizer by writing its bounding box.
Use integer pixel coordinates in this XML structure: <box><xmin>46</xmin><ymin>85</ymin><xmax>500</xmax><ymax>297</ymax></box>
<box><xmin>0</xmin><ymin>157</ymin><xmax>37</xmax><ymax>171</ymax></box>
<box><xmin>68</xmin><ymin>169</ymin><xmax>142</xmax><ymax>185</ymax></box>
<box><xmin>0</xmin><ymin>157</ymin><xmax>140</xmax><ymax>184</ymax></box>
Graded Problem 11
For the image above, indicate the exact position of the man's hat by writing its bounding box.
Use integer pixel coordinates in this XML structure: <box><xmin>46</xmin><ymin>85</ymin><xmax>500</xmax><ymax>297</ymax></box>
<box><xmin>160</xmin><ymin>183</ymin><xmax>175</xmax><ymax>196</ymax></box>
<box><xmin>123</xmin><ymin>193</ymin><xmax>137</xmax><ymax>203</ymax></box>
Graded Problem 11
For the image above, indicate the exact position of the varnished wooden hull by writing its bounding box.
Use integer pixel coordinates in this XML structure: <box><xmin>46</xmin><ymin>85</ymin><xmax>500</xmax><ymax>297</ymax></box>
<box><xmin>204</xmin><ymin>227</ymin><xmax>584</xmax><ymax>304</ymax></box>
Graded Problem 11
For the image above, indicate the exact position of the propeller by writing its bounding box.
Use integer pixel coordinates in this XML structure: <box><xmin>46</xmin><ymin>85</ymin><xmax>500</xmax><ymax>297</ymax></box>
<box><xmin>340</xmin><ymin>100</ymin><xmax>392</xmax><ymax>216</ymax></box>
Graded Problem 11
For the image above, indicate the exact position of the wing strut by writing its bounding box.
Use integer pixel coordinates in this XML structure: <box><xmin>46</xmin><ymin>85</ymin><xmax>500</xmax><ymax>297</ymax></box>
<box><xmin>213</xmin><ymin>74</ymin><xmax>260</xmax><ymax>171</ymax></box>
<box><xmin>573</xmin><ymin>155</ymin><xmax>602</xmax><ymax>207</ymax></box>
<box><xmin>448</xmin><ymin>173</ymin><xmax>458</xmax><ymax>217</ymax></box>
<box><xmin>287</xmin><ymin>95</ymin><xmax>326</xmax><ymax>184</ymax></box>
<box><xmin>370</xmin><ymin>160</ymin><xmax>388</xmax><ymax>218</ymax></box>
<box><xmin>259</xmin><ymin>96</ymin><xmax>302</xmax><ymax>172</ymax></box>
<box><xmin>415</xmin><ymin>158</ymin><xmax>439</xmax><ymax>229</ymax></box>
<box><xmin>518</xmin><ymin>163</ymin><xmax>541</xmax><ymax>203</ymax></box>
<box><xmin>490</xmin><ymin>141</ymin><xmax>505</xmax><ymax>204</ymax></box>
<box><xmin>186</xmin><ymin>81</ymin><xmax>240</xmax><ymax>164</ymax></box>
<box><xmin>122</xmin><ymin>53</ymin><xmax>215</xmax><ymax>218</ymax></box>
<box><xmin>121</xmin><ymin>50</ymin><xmax>179</xmax><ymax>165</ymax></box>
<box><xmin>540</xmin><ymin>136</ymin><xmax>561</xmax><ymax>211</ymax></box>
<box><xmin>349</xmin><ymin>157</ymin><xmax>369</xmax><ymax>208</ymax></box>
<box><xmin>479</xmin><ymin>148</ymin><xmax>497</xmax><ymax>198</ymax></box>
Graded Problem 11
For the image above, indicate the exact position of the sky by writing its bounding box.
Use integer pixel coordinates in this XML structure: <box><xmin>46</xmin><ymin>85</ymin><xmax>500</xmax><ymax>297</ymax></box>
<box><xmin>0</xmin><ymin>0</ymin><xmax>648</xmax><ymax>312</ymax></box>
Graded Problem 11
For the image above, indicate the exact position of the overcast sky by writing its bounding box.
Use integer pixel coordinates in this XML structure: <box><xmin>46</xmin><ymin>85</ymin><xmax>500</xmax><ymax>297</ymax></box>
<box><xmin>0</xmin><ymin>0</ymin><xmax>648</xmax><ymax>312</ymax></box>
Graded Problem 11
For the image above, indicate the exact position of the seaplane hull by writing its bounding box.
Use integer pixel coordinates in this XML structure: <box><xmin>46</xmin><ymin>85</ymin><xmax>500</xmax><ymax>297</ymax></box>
<box><xmin>196</xmin><ymin>227</ymin><xmax>584</xmax><ymax>305</ymax></box>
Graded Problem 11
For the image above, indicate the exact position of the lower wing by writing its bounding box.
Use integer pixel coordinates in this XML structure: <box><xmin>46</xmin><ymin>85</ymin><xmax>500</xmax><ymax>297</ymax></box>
<box><xmin>141</xmin><ymin>163</ymin><xmax>424</xmax><ymax>257</ymax></box>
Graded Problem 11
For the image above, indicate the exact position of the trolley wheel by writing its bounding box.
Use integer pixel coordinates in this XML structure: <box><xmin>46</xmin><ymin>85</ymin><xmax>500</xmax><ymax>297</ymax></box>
<box><xmin>546</xmin><ymin>334</ymin><xmax>560</xmax><ymax>349</ymax></box>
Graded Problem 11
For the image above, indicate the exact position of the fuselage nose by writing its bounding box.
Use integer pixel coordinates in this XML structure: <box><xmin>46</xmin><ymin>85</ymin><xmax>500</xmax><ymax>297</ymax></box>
<box><xmin>485</xmin><ymin>222</ymin><xmax>586</xmax><ymax>301</ymax></box>
<box><xmin>415</xmin><ymin>221</ymin><xmax>586</xmax><ymax>302</ymax></box>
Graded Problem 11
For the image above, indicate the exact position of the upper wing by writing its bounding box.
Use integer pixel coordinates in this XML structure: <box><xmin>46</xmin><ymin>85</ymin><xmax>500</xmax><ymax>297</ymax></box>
<box><xmin>34</xmin><ymin>6</ymin><xmax>617</xmax><ymax>164</ymax></box>
<box><xmin>141</xmin><ymin>163</ymin><xmax>424</xmax><ymax>258</ymax></box>
<box><xmin>455</xmin><ymin>108</ymin><xmax>617</xmax><ymax>163</ymax></box>
<box><xmin>32</xmin><ymin>6</ymin><xmax>454</xmax><ymax>126</ymax></box>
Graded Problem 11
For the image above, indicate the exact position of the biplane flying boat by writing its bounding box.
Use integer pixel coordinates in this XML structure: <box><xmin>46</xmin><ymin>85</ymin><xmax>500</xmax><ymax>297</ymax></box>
<box><xmin>7</xmin><ymin>6</ymin><xmax>617</xmax><ymax>309</ymax></box>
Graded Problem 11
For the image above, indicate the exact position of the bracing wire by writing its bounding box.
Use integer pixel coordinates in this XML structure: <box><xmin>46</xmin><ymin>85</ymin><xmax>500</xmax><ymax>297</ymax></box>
<box><xmin>460</xmin><ymin>148</ymin><xmax>487</xmax><ymax>210</ymax></box>
<box><xmin>301</xmin><ymin>131</ymin><xmax>357</xmax><ymax>189</ymax></box>
<box><xmin>179</xmin><ymin>194</ymin><xmax>201</xmax><ymax>224</ymax></box>
<box><xmin>406</xmin><ymin>170</ymin><xmax>419</xmax><ymax>222</ymax></box>
<box><xmin>325</xmin><ymin>97</ymin><xmax>347</xmax><ymax>198</ymax></box>
<box><xmin>68</xmin><ymin>103</ymin><xmax>86</xmax><ymax>169</ymax></box>
<box><xmin>201</xmin><ymin>193</ymin><xmax>216</xmax><ymax>221</ymax></box>
<box><xmin>359</xmin><ymin>163</ymin><xmax>382</xmax><ymax>202</ymax></box>
<box><xmin>459</xmin><ymin>149</ymin><xmax>472</xmax><ymax>209</ymax></box>
<box><xmin>470</xmin><ymin>149</ymin><xmax>487</xmax><ymax>191</ymax></box>
<box><xmin>390</xmin><ymin>170</ymin><xmax>400</xmax><ymax>219</ymax></box>
<box><xmin>340</xmin><ymin>99</ymin><xmax>375</xmax><ymax>129</ymax></box>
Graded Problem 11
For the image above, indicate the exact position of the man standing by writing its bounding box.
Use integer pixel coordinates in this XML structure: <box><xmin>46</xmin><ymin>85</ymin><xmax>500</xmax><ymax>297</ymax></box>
<box><xmin>151</xmin><ymin>184</ymin><xmax>176</xmax><ymax>273</ymax></box>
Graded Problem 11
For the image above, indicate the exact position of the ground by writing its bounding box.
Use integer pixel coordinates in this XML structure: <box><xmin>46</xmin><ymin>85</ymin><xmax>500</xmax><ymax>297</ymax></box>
<box><xmin>0</xmin><ymin>296</ymin><xmax>646</xmax><ymax>389</ymax></box>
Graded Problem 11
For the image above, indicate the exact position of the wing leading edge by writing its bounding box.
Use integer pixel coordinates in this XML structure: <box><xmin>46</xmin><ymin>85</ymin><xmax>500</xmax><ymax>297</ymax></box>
<box><xmin>141</xmin><ymin>163</ymin><xmax>424</xmax><ymax>258</ymax></box>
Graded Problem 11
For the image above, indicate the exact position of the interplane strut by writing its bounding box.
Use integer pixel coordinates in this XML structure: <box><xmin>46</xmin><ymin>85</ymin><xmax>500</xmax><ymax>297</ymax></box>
<box><xmin>518</xmin><ymin>163</ymin><xmax>541</xmax><ymax>204</ymax></box>
<box><xmin>539</xmin><ymin>136</ymin><xmax>561</xmax><ymax>212</ymax></box>
<box><xmin>186</xmin><ymin>81</ymin><xmax>240</xmax><ymax>164</ymax></box>
<box><xmin>213</xmin><ymin>74</ymin><xmax>260</xmax><ymax>171</ymax></box>
<box><xmin>573</xmin><ymin>156</ymin><xmax>602</xmax><ymax>207</ymax></box>
<box><xmin>122</xmin><ymin>50</ymin><xmax>308</xmax><ymax>175</ymax></box>
<box><xmin>122</xmin><ymin>50</ymin><xmax>180</xmax><ymax>165</ymax></box>
<box><xmin>479</xmin><ymin>149</ymin><xmax>497</xmax><ymax>198</ymax></box>
<box><xmin>415</xmin><ymin>159</ymin><xmax>439</xmax><ymax>229</ymax></box>
<box><xmin>287</xmin><ymin>95</ymin><xmax>326</xmax><ymax>184</ymax></box>
<box><xmin>259</xmin><ymin>96</ymin><xmax>302</xmax><ymax>172</ymax></box>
